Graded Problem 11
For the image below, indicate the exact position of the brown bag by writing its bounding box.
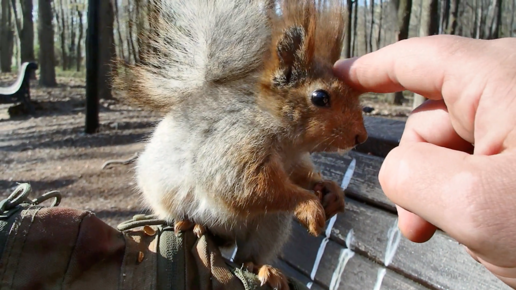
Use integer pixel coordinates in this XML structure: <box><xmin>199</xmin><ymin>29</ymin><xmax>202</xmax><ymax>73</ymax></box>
<box><xmin>0</xmin><ymin>184</ymin><xmax>308</xmax><ymax>290</ymax></box>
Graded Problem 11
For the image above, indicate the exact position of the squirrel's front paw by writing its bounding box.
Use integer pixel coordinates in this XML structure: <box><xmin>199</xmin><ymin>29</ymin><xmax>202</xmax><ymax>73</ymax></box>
<box><xmin>314</xmin><ymin>180</ymin><xmax>345</xmax><ymax>219</ymax></box>
<box><xmin>294</xmin><ymin>198</ymin><xmax>326</xmax><ymax>236</ymax></box>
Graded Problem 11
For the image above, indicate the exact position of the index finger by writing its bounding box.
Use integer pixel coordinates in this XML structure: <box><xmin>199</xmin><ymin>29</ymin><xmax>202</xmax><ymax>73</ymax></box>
<box><xmin>333</xmin><ymin>35</ymin><xmax>482</xmax><ymax>99</ymax></box>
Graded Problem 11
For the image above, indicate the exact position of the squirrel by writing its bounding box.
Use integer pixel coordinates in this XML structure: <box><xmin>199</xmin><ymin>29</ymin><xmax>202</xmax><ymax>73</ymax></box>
<box><xmin>116</xmin><ymin>0</ymin><xmax>367</xmax><ymax>289</ymax></box>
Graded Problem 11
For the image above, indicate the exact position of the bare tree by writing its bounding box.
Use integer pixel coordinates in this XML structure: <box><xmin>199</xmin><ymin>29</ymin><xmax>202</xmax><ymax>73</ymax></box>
<box><xmin>441</xmin><ymin>0</ymin><xmax>451</xmax><ymax>33</ymax></box>
<box><xmin>114</xmin><ymin>0</ymin><xmax>125</xmax><ymax>61</ymax></box>
<box><xmin>56</xmin><ymin>0</ymin><xmax>68</xmax><ymax>70</ymax></box>
<box><xmin>369</xmin><ymin>0</ymin><xmax>375</xmax><ymax>52</ymax></box>
<box><xmin>351</xmin><ymin>0</ymin><xmax>358</xmax><ymax>56</ymax></box>
<box><xmin>413</xmin><ymin>0</ymin><xmax>439</xmax><ymax>108</ymax></box>
<box><xmin>488</xmin><ymin>0</ymin><xmax>502</xmax><ymax>38</ymax></box>
<box><xmin>75</xmin><ymin>0</ymin><xmax>83</xmax><ymax>71</ymax></box>
<box><xmin>98</xmin><ymin>0</ymin><xmax>115</xmax><ymax>99</ymax></box>
<box><xmin>1</xmin><ymin>0</ymin><xmax>14</xmax><ymax>72</ymax></box>
<box><xmin>345</xmin><ymin>0</ymin><xmax>353</xmax><ymax>57</ymax></box>
<box><xmin>389</xmin><ymin>0</ymin><xmax>413</xmax><ymax>105</ymax></box>
<box><xmin>126</xmin><ymin>0</ymin><xmax>138</xmax><ymax>63</ymax></box>
<box><xmin>10</xmin><ymin>0</ymin><xmax>35</xmax><ymax>75</ymax></box>
<box><xmin>450</xmin><ymin>0</ymin><xmax>461</xmax><ymax>34</ymax></box>
<box><xmin>69</xmin><ymin>0</ymin><xmax>76</xmax><ymax>67</ymax></box>
<box><xmin>363</xmin><ymin>0</ymin><xmax>368</xmax><ymax>53</ymax></box>
<box><xmin>19</xmin><ymin>0</ymin><xmax>35</xmax><ymax>64</ymax></box>
<box><xmin>397</xmin><ymin>0</ymin><xmax>413</xmax><ymax>41</ymax></box>
<box><xmin>38</xmin><ymin>0</ymin><xmax>57</xmax><ymax>86</ymax></box>
<box><xmin>376</xmin><ymin>0</ymin><xmax>383</xmax><ymax>49</ymax></box>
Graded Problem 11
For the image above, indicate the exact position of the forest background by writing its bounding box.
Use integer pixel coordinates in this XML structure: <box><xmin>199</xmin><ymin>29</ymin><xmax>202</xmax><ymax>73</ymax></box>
<box><xmin>0</xmin><ymin>0</ymin><xmax>515</xmax><ymax>105</ymax></box>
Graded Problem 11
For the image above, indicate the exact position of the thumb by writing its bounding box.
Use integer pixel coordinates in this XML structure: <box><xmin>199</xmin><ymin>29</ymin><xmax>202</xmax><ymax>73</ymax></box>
<box><xmin>379</xmin><ymin>142</ymin><xmax>479</xmax><ymax>244</ymax></box>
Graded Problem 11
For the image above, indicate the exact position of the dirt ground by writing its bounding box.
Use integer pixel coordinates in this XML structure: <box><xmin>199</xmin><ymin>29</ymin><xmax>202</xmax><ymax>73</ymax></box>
<box><xmin>0</xmin><ymin>73</ymin><xmax>411</xmax><ymax>227</ymax></box>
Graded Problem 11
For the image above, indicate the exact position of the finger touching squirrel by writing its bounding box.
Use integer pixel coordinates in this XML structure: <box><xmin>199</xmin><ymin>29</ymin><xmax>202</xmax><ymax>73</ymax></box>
<box><xmin>115</xmin><ymin>0</ymin><xmax>367</xmax><ymax>289</ymax></box>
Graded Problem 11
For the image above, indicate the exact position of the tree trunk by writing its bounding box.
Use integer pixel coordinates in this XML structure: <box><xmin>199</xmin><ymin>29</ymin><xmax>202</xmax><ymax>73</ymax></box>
<box><xmin>389</xmin><ymin>0</ymin><xmax>412</xmax><ymax>105</ymax></box>
<box><xmin>397</xmin><ymin>0</ymin><xmax>412</xmax><ymax>41</ymax></box>
<box><xmin>376</xmin><ymin>0</ymin><xmax>383</xmax><ymax>49</ymax></box>
<box><xmin>449</xmin><ymin>0</ymin><xmax>460</xmax><ymax>34</ymax></box>
<box><xmin>441</xmin><ymin>0</ymin><xmax>451</xmax><ymax>33</ymax></box>
<box><xmin>98</xmin><ymin>0</ymin><xmax>115</xmax><ymax>99</ymax></box>
<box><xmin>363</xmin><ymin>0</ymin><xmax>368</xmax><ymax>53</ymax></box>
<box><xmin>113</xmin><ymin>0</ymin><xmax>125</xmax><ymax>61</ymax></box>
<box><xmin>345</xmin><ymin>0</ymin><xmax>353</xmax><ymax>58</ymax></box>
<box><xmin>69</xmin><ymin>0</ymin><xmax>76</xmax><ymax>68</ymax></box>
<box><xmin>425</xmin><ymin>0</ymin><xmax>439</xmax><ymax>36</ymax></box>
<box><xmin>477</xmin><ymin>0</ymin><xmax>487</xmax><ymax>38</ymax></box>
<box><xmin>369</xmin><ymin>0</ymin><xmax>375</xmax><ymax>52</ymax></box>
<box><xmin>489</xmin><ymin>0</ymin><xmax>502</xmax><ymax>38</ymax></box>
<box><xmin>86</xmin><ymin>0</ymin><xmax>100</xmax><ymax>133</ymax></box>
<box><xmin>9</xmin><ymin>0</ymin><xmax>21</xmax><ymax>37</ymax></box>
<box><xmin>56</xmin><ymin>0</ymin><xmax>67</xmax><ymax>70</ymax></box>
<box><xmin>19</xmin><ymin>0</ymin><xmax>35</xmax><ymax>64</ymax></box>
<box><xmin>1</xmin><ymin>0</ymin><xmax>14</xmax><ymax>72</ymax></box>
<box><xmin>38</xmin><ymin>0</ymin><xmax>57</xmax><ymax>86</ymax></box>
<box><xmin>351</xmin><ymin>0</ymin><xmax>358</xmax><ymax>57</ymax></box>
<box><xmin>127</xmin><ymin>1</ymin><xmax>138</xmax><ymax>63</ymax></box>
<box><xmin>76</xmin><ymin>0</ymin><xmax>83</xmax><ymax>71</ymax></box>
<box><xmin>413</xmin><ymin>0</ymin><xmax>439</xmax><ymax>108</ymax></box>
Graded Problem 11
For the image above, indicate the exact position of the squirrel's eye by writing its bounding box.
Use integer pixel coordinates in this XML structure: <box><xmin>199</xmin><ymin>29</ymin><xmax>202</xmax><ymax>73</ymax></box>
<box><xmin>311</xmin><ymin>90</ymin><xmax>331</xmax><ymax>107</ymax></box>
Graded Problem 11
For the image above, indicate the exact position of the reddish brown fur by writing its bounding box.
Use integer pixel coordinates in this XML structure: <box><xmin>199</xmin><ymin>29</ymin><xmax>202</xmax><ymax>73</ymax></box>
<box><xmin>249</xmin><ymin>0</ymin><xmax>364</xmax><ymax>235</ymax></box>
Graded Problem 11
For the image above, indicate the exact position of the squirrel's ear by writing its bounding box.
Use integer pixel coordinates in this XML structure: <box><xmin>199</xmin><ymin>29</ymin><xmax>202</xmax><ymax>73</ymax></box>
<box><xmin>273</xmin><ymin>25</ymin><xmax>314</xmax><ymax>87</ymax></box>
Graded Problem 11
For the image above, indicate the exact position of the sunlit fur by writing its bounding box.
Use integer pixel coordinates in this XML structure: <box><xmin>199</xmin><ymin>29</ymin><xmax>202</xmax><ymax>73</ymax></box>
<box><xmin>116</xmin><ymin>0</ymin><xmax>367</xmax><ymax>273</ymax></box>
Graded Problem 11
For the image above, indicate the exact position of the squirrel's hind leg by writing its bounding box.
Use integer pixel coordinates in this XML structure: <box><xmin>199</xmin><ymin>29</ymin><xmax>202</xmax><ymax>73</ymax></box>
<box><xmin>244</xmin><ymin>263</ymin><xmax>289</xmax><ymax>290</ymax></box>
<box><xmin>232</xmin><ymin>214</ymin><xmax>292</xmax><ymax>289</ymax></box>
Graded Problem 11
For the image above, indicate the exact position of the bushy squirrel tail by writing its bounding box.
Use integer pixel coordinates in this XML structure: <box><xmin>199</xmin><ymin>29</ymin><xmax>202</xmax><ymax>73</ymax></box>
<box><xmin>116</xmin><ymin>0</ymin><xmax>272</xmax><ymax>111</ymax></box>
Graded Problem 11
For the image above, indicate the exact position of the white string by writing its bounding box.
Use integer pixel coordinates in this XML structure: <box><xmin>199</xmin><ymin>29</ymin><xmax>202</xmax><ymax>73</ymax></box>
<box><xmin>329</xmin><ymin>248</ymin><xmax>355</xmax><ymax>290</ymax></box>
<box><xmin>374</xmin><ymin>219</ymin><xmax>401</xmax><ymax>290</ymax></box>
<box><xmin>385</xmin><ymin>219</ymin><xmax>401</xmax><ymax>267</ymax></box>
<box><xmin>373</xmin><ymin>268</ymin><xmax>387</xmax><ymax>290</ymax></box>
<box><xmin>341</xmin><ymin>159</ymin><xmax>356</xmax><ymax>190</ymax></box>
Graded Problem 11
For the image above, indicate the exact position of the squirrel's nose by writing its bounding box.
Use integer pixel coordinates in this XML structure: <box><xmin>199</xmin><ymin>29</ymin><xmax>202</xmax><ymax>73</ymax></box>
<box><xmin>355</xmin><ymin>132</ymin><xmax>368</xmax><ymax>145</ymax></box>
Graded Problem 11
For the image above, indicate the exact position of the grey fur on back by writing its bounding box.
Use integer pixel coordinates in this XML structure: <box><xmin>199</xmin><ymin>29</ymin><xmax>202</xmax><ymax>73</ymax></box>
<box><xmin>134</xmin><ymin>0</ymin><xmax>271</xmax><ymax>105</ymax></box>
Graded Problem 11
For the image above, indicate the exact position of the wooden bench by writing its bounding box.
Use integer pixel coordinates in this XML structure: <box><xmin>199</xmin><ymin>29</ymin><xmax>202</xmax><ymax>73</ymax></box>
<box><xmin>275</xmin><ymin>116</ymin><xmax>510</xmax><ymax>290</ymax></box>
<box><xmin>0</xmin><ymin>62</ymin><xmax>38</xmax><ymax>115</ymax></box>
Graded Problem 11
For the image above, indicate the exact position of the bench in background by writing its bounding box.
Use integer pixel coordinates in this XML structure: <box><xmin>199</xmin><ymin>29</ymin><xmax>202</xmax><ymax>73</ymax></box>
<box><xmin>276</xmin><ymin>116</ymin><xmax>509</xmax><ymax>290</ymax></box>
<box><xmin>0</xmin><ymin>62</ymin><xmax>38</xmax><ymax>115</ymax></box>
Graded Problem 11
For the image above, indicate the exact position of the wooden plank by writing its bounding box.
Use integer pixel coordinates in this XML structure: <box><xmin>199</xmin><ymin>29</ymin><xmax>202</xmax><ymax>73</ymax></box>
<box><xmin>329</xmin><ymin>199</ymin><xmax>510</xmax><ymax>290</ymax></box>
<box><xmin>273</xmin><ymin>259</ymin><xmax>325</xmax><ymax>290</ymax></box>
<box><xmin>313</xmin><ymin>241</ymin><xmax>429</xmax><ymax>290</ymax></box>
<box><xmin>312</xmin><ymin>151</ymin><xmax>396</xmax><ymax>213</ymax></box>
<box><xmin>355</xmin><ymin>116</ymin><xmax>405</xmax><ymax>157</ymax></box>
<box><xmin>280</xmin><ymin>222</ymin><xmax>429</xmax><ymax>290</ymax></box>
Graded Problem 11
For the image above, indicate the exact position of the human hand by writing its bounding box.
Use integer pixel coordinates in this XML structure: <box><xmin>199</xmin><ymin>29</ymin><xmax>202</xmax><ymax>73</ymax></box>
<box><xmin>333</xmin><ymin>35</ymin><xmax>516</xmax><ymax>287</ymax></box>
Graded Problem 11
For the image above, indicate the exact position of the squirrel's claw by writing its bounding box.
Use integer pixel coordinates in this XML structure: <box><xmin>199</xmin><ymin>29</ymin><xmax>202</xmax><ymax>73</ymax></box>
<box><xmin>193</xmin><ymin>224</ymin><xmax>206</xmax><ymax>238</ymax></box>
<box><xmin>257</xmin><ymin>265</ymin><xmax>290</xmax><ymax>290</ymax></box>
<box><xmin>174</xmin><ymin>220</ymin><xmax>194</xmax><ymax>234</ymax></box>
<box><xmin>322</xmin><ymin>192</ymin><xmax>345</xmax><ymax>219</ymax></box>
<box><xmin>314</xmin><ymin>180</ymin><xmax>345</xmax><ymax>220</ymax></box>
<box><xmin>174</xmin><ymin>220</ymin><xmax>207</xmax><ymax>238</ymax></box>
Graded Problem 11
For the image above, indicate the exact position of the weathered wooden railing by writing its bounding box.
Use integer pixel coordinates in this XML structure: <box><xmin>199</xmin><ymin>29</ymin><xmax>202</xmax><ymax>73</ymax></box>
<box><xmin>276</xmin><ymin>116</ymin><xmax>509</xmax><ymax>290</ymax></box>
